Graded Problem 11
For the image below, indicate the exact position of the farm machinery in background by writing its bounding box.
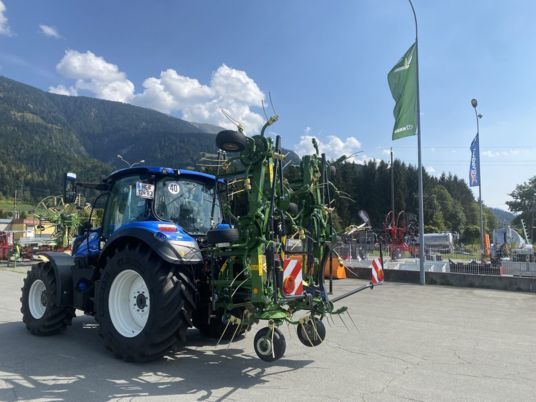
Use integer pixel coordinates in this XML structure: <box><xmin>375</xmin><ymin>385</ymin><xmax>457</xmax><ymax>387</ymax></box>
<box><xmin>383</xmin><ymin>210</ymin><xmax>418</xmax><ymax>260</ymax></box>
<box><xmin>20</xmin><ymin>113</ymin><xmax>381</xmax><ymax>363</ymax></box>
<box><xmin>34</xmin><ymin>195</ymin><xmax>89</xmax><ymax>249</ymax></box>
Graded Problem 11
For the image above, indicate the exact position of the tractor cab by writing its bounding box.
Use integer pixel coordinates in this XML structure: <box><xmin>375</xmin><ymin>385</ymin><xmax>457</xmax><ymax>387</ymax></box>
<box><xmin>100</xmin><ymin>167</ymin><xmax>222</xmax><ymax>238</ymax></box>
<box><xmin>70</xmin><ymin>166</ymin><xmax>223</xmax><ymax>262</ymax></box>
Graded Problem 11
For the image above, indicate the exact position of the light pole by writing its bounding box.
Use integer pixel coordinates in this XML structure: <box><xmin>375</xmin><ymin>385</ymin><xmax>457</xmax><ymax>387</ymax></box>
<box><xmin>471</xmin><ymin>98</ymin><xmax>484</xmax><ymax>255</ymax></box>
<box><xmin>408</xmin><ymin>0</ymin><xmax>425</xmax><ymax>285</ymax></box>
<box><xmin>117</xmin><ymin>154</ymin><xmax>145</xmax><ymax>168</ymax></box>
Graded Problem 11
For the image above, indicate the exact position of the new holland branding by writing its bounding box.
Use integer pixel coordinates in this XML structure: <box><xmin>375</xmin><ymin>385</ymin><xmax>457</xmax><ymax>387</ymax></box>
<box><xmin>469</xmin><ymin>134</ymin><xmax>480</xmax><ymax>187</ymax></box>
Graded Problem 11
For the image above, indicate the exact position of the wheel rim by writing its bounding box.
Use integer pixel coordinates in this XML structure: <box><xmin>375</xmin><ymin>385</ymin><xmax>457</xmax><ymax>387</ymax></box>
<box><xmin>108</xmin><ymin>269</ymin><xmax>150</xmax><ymax>338</ymax></box>
<box><xmin>256</xmin><ymin>337</ymin><xmax>272</xmax><ymax>356</ymax></box>
<box><xmin>28</xmin><ymin>279</ymin><xmax>47</xmax><ymax>319</ymax></box>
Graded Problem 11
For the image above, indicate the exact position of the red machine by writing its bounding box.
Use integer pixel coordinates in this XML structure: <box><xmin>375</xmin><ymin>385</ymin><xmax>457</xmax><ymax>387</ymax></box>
<box><xmin>0</xmin><ymin>232</ymin><xmax>10</xmax><ymax>260</ymax></box>
<box><xmin>383</xmin><ymin>211</ymin><xmax>418</xmax><ymax>260</ymax></box>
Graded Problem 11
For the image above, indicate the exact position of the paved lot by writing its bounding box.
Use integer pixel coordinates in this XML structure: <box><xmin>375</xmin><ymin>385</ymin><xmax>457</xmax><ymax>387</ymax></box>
<box><xmin>1</xmin><ymin>266</ymin><xmax>536</xmax><ymax>401</ymax></box>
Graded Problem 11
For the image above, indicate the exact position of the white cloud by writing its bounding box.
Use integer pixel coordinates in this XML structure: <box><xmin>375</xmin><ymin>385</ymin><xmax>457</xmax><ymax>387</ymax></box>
<box><xmin>481</xmin><ymin>149</ymin><xmax>521</xmax><ymax>158</ymax></box>
<box><xmin>425</xmin><ymin>166</ymin><xmax>436</xmax><ymax>175</ymax></box>
<box><xmin>39</xmin><ymin>24</ymin><xmax>61</xmax><ymax>39</ymax></box>
<box><xmin>382</xmin><ymin>148</ymin><xmax>391</xmax><ymax>156</ymax></box>
<box><xmin>54</xmin><ymin>50</ymin><xmax>134</xmax><ymax>102</ymax></box>
<box><xmin>51</xmin><ymin>50</ymin><xmax>266</xmax><ymax>132</ymax></box>
<box><xmin>0</xmin><ymin>1</ymin><xmax>13</xmax><ymax>36</ymax></box>
<box><xmin>294</xmin><ymin>129</ymin><xmax>365</xmax><ymax>163</ymax></box>
<box><xmin>132</xmin><ymin>64</ymin><xmax>265</xmax><ymax>132</ymax></box>
<box><xmin>48</xmin><ymin>84</ymin><xmax>77</xmax><ymax>96</ymax></box>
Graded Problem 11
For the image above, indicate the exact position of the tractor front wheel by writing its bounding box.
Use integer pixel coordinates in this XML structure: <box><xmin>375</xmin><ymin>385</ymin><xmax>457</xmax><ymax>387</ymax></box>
<box><xmin>97</xmin><ymin>243</ymin><xmax>195</xmax><ymax>362</ymax></box>
<box><xmin>253</xmin><ymin>327</ymin><xmax>286</xmax><ymax>362</ymax></box>
<box><xmin>21</xmin><ymin>263</ymin><xmax>75</xmax><ymax>335</ymax></box>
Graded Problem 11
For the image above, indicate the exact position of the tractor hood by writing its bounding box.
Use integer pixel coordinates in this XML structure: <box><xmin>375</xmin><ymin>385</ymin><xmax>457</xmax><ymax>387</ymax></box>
<box><xmin>105</xmin><ymin>221</ymin><xmax>203</xmax><ymax>263</ymax></box>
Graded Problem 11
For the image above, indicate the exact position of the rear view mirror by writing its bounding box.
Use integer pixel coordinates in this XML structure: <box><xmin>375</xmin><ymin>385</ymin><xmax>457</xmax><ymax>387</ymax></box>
<box><xmin>64</xmin><ymin>172</ymin><xmax>77</xmax><ymax>203</ymax></box>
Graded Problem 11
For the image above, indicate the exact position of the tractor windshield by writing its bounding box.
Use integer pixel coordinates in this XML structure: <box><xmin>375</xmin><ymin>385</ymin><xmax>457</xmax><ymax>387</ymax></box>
<box><xmin>154</xmin><ymin>177</ymin><xmax>222</xmax><ymax>235</ymax></box>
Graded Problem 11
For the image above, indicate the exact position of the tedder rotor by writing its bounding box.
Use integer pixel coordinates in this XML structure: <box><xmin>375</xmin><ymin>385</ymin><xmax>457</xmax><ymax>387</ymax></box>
<box><xmin>203</xmin><ymin>114</ymin><xmax>381</xmax><ymax>361</ymax></box>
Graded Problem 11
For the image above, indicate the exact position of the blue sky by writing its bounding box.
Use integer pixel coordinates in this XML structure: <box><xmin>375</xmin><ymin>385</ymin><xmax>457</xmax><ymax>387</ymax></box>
<box><xmin>0</xmin><ymin>0</ymin><xmax>535</xmax><ymax>209</ymax></box>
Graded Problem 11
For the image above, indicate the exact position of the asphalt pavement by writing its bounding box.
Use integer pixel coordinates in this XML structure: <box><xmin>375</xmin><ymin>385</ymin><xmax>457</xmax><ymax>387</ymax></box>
<box><xmin>1</xmin><ymin>266</ymin><xmax>536</xmax><ymax>401</ymax></box>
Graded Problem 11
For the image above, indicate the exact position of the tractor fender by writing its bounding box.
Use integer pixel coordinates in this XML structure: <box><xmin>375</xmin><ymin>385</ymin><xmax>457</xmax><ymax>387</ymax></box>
<box><xmin>99</xmin><ymin>227</ymin><xmax>202</xmax><ymax>267</ymax></box>
<box><xmin>38</xmin><ymin>252</ymin><xmax>74</xmax><ymax>307</ymax></box>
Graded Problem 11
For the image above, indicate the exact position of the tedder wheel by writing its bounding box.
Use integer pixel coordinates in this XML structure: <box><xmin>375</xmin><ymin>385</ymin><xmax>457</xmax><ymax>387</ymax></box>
<box><xmin>297</xmin><ymin>318</ymin><xmax>326</xmax><ymax>347</ymax></box>
<box><xmin>254</xmin><ymin>327</ymin><xmax>286</xmax><ymax>362</ymax></box>
<box><xmin>216</xmin><ymin>130</ymin><xmax>248</xmax><ymax>152</ymax></box>
<box><xmin>193</xmin><ymin>306</ymin><xmax>246</xmax><ymax>340</ymax></box>
<box><xmin>206</xmin><ymin>227</ymin><xmax>240</xmax><ymax>245</ymax></box>
<box><xmin>21</xmin><ymin>263</ymin><xmax>75</xmax><ymax>335</ymax></box>
<box><xmin>97</xmin><ymin>243</ymin><xmax>196</xmax><ymax>362</ymax></box>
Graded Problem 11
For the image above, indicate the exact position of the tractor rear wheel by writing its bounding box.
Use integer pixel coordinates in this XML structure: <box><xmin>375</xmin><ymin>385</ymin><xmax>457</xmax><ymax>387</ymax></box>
<box><xmin>97</xmin><ymin>243</ymin><xmax>196</xmax><ymax>362</ymax></box>
<box><xmin>21</xmin><ymin>263</ymin><xmax>75</xmax><ymax>335</ymax></box>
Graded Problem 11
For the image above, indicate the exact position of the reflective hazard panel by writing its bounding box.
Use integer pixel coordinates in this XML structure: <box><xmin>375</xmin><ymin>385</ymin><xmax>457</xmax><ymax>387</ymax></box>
<box><xmin>283</xmin><ymin>258</ymin><xmax>303</xmax><ymax>296</ymax></box>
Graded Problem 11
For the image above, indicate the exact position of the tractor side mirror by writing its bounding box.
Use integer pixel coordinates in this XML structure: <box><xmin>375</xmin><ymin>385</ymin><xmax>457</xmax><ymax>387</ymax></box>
<box><xmin>64</xmin><ymin>172</ymin><xmax>77</xmax><ymax>204</ymax></box>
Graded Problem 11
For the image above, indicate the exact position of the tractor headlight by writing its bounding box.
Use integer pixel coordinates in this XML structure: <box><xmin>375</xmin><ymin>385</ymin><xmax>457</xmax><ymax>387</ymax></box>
<box><xmin>169</xmin><ymin>240</ymin><xmax>202</xmax><ymax>262</ymax></box>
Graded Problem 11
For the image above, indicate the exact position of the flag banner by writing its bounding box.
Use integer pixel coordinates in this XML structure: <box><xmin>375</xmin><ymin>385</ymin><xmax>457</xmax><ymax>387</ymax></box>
<box><xmin>469</xmin><ymin>133</ymin><xmax>480</xmax><ymax>187</ymax></box>
<box><xmin>371</xmin><ymin>258</ymin><xmax>384</xmax><ymax>285</ymax></box>
<box><xmin>388</xmin><ymin>42</ymin><xmax>418</xmax><ymax>140</ymax></box>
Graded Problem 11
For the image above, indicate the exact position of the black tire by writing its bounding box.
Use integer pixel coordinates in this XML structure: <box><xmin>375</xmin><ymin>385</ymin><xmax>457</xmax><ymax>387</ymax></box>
<box><xmin>21</xmin><ymin>263</ymin><xmax>75</xmax><ymax>336</ymax></box>
<box><xmin>287</xmin><ymin>202</ymin><xmax>299</xmax><ymax>216</ymax></box>
<box><xmin>297</xmin><ymin>318</ymin><xmax>326</xmax><ymax>347</ymax></box>
<box><xmin>207</xmin><ymin>228</ymin><xmax>240</xmax><ymax>245</ymax></box>
<box><xmin>254</xmin><ymin>327</ymin><xmax>286</xmax><ymax>362</ymax></box>
<box><xmin>192</xmin><ymin>305</ymin><xmax>246</xmax><ymax>340</ymax></box>
<box><xmin>97</xmin><ymin>243</ymin><xmax>196</xmax><ymax>362</ymax></box>
<box><xmin>329</xmin><ymin>165</ymin><xmax>336</xmax><ymax>177</ymax></box>
<box><xmin>216</xmin><ymin>130</ymin><xmax>248</xmax><ymax>152</ymax></box>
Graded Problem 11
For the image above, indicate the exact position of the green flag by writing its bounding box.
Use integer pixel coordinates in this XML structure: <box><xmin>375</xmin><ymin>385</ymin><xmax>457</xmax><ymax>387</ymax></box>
<box><xmin>388</xmin><ymin>42</ymin><xmax>418</xmax><ymax>140</ymax></box>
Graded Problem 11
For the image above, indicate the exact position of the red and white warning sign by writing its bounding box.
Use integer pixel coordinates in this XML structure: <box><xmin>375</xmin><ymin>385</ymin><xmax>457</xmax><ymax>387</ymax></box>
<box><xmin>283</xmin><ymin>258</ymin><xmax>303</xmax><ymax>296</ymax></box>
<box><xmin>371</xmin><ymin>258</ymin><xmax>384</xmax><ymax>285</ymax></box>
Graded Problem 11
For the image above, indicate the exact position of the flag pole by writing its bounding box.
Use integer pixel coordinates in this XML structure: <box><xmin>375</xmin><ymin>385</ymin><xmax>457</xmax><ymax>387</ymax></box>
<box><xmin>408</xmin><ymin>0</ymin><xmax>425</xmax><ymax>285</ymax></box>
<box><xmin>471</xmin><ymin>99</ymin><xmax>484</xmax><ymax>257</ymax></box>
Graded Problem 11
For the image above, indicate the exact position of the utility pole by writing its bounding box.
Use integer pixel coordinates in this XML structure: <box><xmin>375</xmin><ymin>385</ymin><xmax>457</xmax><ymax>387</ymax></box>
<box><xmin>13</xmin><ymin>190</ymin><xmax>18</xmax><ymax>219</ymax></box>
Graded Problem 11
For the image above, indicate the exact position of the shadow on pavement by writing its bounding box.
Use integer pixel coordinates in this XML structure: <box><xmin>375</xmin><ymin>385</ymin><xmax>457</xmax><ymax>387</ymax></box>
<box><xmin>0</xmin><ymin>316</ymin><xmax>313</xmax><ymax>401</ymax></box>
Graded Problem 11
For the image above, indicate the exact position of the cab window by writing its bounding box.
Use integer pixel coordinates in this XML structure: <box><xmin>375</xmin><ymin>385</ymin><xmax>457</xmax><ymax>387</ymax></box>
<box><xmin>102</xmin><ymin>175</ymin><xmax>148</xmax><ymax>237</ymax></box>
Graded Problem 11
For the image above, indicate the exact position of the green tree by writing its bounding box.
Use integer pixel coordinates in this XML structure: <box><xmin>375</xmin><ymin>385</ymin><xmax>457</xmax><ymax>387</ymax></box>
<box><xmin>506</xmin><ymin>176</ymin><xmax>535</xmax><ymax>239</ymax></box>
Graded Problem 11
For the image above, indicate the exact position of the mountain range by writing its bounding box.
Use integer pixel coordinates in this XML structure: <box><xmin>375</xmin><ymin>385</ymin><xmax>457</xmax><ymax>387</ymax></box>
<box><xmin>0</xmin><ymin>75</ymin><xmax>298</xmax><ymax>201</ymax></box>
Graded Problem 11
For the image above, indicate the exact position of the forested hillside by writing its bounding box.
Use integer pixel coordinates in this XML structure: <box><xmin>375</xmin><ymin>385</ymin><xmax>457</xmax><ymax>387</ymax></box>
<box><xmin>330</xmin><ymin>159</ymin><xmax>498</xmax><ymax>241</ymax></box>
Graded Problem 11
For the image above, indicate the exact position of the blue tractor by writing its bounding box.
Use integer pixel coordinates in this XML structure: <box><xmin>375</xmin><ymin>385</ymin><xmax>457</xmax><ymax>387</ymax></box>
<box><xmin>21</xmin><ymin>166</ymin><xmax>233</xmax><ymax>361</ymax></box>
<box><xmin>20</xmin><ymin>122</ymin><xmax>378</xmax><ymax>363</ymax></box>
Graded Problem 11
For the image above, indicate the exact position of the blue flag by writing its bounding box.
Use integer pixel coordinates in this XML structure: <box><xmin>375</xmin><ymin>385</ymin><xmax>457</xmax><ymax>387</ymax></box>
<box><xmin>469</xmin><ymin>134</ymin><xmax>480</xmax><ymax>187</ymax></box>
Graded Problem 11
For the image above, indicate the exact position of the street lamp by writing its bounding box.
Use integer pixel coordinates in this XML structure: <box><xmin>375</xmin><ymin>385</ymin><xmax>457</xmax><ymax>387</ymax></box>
<box><xmin>471</xmin><ymin>98</ymin><xmax>485</xmax><ymax>256</ymax></box>
<box><xmin>117</xmin><ymin>154</ymin><xmax>145</xmax><ymax>168</ymax></box>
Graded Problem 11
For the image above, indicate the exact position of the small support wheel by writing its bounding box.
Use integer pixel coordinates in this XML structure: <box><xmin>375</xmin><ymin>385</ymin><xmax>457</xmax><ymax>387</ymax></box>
<box><xmin>254</xmin><ymin>327</ymin><xmax>286</xmax><ymax>362</ymax></box>
<box><xmin>297</xmin><ymin>318</ymin><xmax>326</xmax><ymax>347</ymax></box>
<box><xmin>216</xmin><ymin>130</ymin><xmax>248</xmax><ymax>152</ymax></box>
